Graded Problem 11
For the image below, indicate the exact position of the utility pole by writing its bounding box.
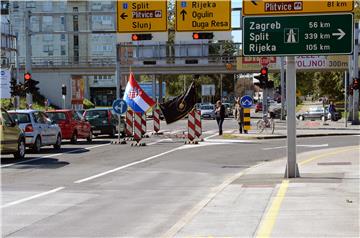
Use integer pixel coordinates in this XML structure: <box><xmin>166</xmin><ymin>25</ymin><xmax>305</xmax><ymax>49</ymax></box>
<box><xmin>15</xmin><ymin>33</ymin><xmax>20</xmax><ymax>109</ymax></box>
<box><xmin>280</xmin><ymin>57</ymin><xmax>285</xmax><ymax>120</ymax></box>
<box><xmin>25</xmin><ymin>10</ymin><xmax>33</xmax><ymax>105</ymax></box>
<box><xmin>345</xmin><ymin>71</ymin><xmax>348</xmax><ymax>128</ymax></box>
<box><xmin>352</xmin><ymin>22</ymin><xmax>359</xmax><ymax>125</ymax></box>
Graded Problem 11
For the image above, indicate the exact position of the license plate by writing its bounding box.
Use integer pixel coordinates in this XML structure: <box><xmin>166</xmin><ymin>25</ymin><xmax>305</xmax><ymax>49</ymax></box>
<box><xmin>93</xmin><ymin>130</ymin><xmax>101</xmax><ymax>134</ymax></box>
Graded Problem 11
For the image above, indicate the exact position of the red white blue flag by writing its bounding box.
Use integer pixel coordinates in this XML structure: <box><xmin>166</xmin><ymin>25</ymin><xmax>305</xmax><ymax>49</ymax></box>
<box><xmin>123</xmin><ymin>72</ymin><xmax>155</xmax><ymax>113</ymax></box>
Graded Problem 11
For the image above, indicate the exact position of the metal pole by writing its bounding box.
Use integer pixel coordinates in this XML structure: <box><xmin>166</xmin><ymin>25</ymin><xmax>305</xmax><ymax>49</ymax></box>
<box><xmin>352</xmin><ymin>22</ymin><xmax>359</xmax><ymax>125</ymax></box>
<box><xmin>62</xmin><ymin>95</ymin><xmax>66</xmax><ymax>109</ymax></box>
<box><xmin>25</xmin><ymin>10</ymin><xmax>33</xmax><ymax>105</ymax></box>
<box><xmin>220</xmin><ymin>74</ymin><xmax>223</xmax><ymax>101</ymax></box>
<box><xmin>15</xmin><ymin>33</ymin><xmax>20</xmax><ymax>109</ymax></box>
<box><xmin>280</xmin><ymin>57</ymin><xmax>285</xmax><ymax>120</ymax></box>
<box><xmin>285</xmin><ymin>56</ymin><xmax>300</xmax><ymax>178</ymax></box>
<box><xmin>159</xmin><ymin>76</ymin><xmax>163</xmax><ymax>103</ymax></box>
<box><xmin>348</xmin><ymin>55</ymin><xmax>354</xmax><ymax>121</ymax></box>
<box><xmin>115</xmin><ymin>44</ymin><xmax>122</xmax><ymax>142</ymax></box>
<box><xmin>345</xmin><ymin>71</ymin><xmax>348</xmax><ymax>128</ymax></box>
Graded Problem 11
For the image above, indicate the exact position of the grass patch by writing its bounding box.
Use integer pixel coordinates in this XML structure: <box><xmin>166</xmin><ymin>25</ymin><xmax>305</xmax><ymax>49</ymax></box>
<box><xmin>222</xmin><ymin>134</ymin><xmax>238</xmax><ymax>139</ymax></box>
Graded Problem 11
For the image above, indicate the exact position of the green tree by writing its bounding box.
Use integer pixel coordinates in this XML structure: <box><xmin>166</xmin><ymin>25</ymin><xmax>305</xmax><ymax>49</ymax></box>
<box><xmin>314</xmin><ymin>71</ymin><xmax>344</xmax><ymax>101</ymax></box>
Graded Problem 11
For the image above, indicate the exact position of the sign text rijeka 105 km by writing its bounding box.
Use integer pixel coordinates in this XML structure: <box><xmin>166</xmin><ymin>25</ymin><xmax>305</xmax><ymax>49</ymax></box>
<box><xmin>242</xmin><ymin>14</ymin><xmax>353</xmax><ymax>56</ymax></box>
<box><xmin>117</xmin><ymin>1</ymin><xmax>167</xmax><ymax>33</ymax></box>
<box><xmin>176</xmin><ymin>0</ymin><xmax>231</xmax><ymax>32</ymax></box>
<box><xmin>242</xmin><ymin>0</ymin><xmax>353</xmax><ymax>15</ymax></box>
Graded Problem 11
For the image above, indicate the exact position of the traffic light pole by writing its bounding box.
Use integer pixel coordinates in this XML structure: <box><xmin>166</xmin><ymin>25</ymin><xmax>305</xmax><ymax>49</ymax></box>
<box><xmin>345</xmin><ymin>71</ymin><xmax>348</xmax><ymax>128</ymax></box>
<box><xmin>285</xmin><ymin>56</ymin><xmax>300</xmax><ymax>178</ymax></box>
<box><xmin>352</xmin><ymin>22</ymin><xmax>359</xmax><ymax>125</ymax></box>
<box><xmin>280</xmin><ymin>57</ymin><xmax>286</xmax><ymax>120</ymax></box>
<box><xmin>25</xmin><ymin>10</ymin><xmax>33</xmax><ymax>106</ymax></box>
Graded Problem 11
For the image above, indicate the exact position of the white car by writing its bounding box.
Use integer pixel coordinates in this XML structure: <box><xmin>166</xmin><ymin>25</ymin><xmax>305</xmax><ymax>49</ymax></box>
<box><xmin>9</xmin><ymin>110</ymin><xmax>62</xmax><ymax>153</ymax></box>
<box><xmin>200</xmin><ymin>104</ymin><xmax>216</xmax><ymax>119</ymax></box>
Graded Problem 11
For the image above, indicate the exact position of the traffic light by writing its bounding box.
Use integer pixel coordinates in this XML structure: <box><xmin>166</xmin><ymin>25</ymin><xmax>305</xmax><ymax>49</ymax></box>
<box><xmin>353</xmin><ymin>78</ymin><xmax>359</xmax><ymax>90</ymax></box>
<box><xmin>131</xmin><ymin>34</ymin><xmax>153</xmax><ymax>41</ymax></box>
<box><xmin>62</xmin><ymin>84</ymin><xmax>67</xmax><ymax>96</ymax></box>
<box><xmin>254</xmin><ymin>67</ymin><xmax>268</xmax><ymax>88</ymax></box>
<box><xmin>24</xmin><ymin>72</ymin><xmax>31</xmax><ymax>81</ymax></box>
<box><xmin>192</xmin><ymin>32</ymin><xmax>214</xmax><ymax>40</ymax></box>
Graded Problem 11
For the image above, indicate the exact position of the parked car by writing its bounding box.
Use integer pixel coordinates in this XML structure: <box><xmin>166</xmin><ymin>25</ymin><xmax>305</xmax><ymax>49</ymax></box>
<box><xmin>8</xmin><ymin>110</ymin><xmax>62</xmax><ymax>152</ymax></box>
<box><xmin>268</xmin><ymin>103</ymin><xmax>286</xmax><ymax>119</ymax></box>
<box><xmin>0</xmin><ymin>107</ymin><xmax>26</xmax><ymax>159</ymax></box>
<box><xmin>46</xmin><ymin>110</ymin><xmax>92</xmax><ymax>143</ymax></box>
<box><xmin>200</xmin><ymin>104</ymin><xmax>216</xmax><ymax>119</ymax></box>
<box><xmin>84</xmin><ymin>108</ymin><xmax>125</xmax><ymax>137</ymax></box>
<box><xmin>296</xmin><ymin>106</ymin><xmax>341</xmax><ymax>121</ymax></box>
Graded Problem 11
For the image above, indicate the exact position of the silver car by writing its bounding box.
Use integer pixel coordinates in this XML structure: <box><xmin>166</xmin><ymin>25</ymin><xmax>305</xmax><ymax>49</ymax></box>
<box><xmin>200</xmin><ymin>104</ymin><xmax>216</xmax><ymax>119</ymax></box>
<box><xmin>8</xmin><ymin>110</ymin><xmax>62</xmax><ymax>153</ymax></box>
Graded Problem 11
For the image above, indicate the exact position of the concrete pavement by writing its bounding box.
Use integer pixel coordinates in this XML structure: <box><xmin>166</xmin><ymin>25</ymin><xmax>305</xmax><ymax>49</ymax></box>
<box><xmin>171</xmin><ymin>146</ymin><xmax>360</xmax><ymax>238</ymax></box>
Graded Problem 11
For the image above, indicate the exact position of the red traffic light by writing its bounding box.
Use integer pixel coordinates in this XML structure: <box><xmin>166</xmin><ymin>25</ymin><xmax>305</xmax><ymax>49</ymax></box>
<box><xmin>193</xmin><ymin>33</ymin><xmax>199</xmax><ymax>39</ymax></box>
<box><xmin>131</xmin><ymin>34</ymin><xmax>152</xmax><ymax>41</ymax></box>
<box><xmin>24</xmin><ymin>72</ymin><xmax>31</xmax><ymax>81</ymax></box>
<box><xmin>192</xmin><ymin>32</ymin><xmax>214</xmax><ymax>40</ymax></box>
<box><xmin>260</xmin><ymin>67</ymin><xmax>268</xmax><ymax>76</ymax></box>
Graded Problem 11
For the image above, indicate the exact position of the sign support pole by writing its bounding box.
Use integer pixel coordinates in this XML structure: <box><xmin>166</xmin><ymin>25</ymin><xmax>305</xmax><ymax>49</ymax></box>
<box><xmin>345</xmin><ymin>71</ymin><xmax>348</xmax><ymax>128</ymax></box>
<box><xmin>116</xmin><ymin>44</ymin><xmax>122</xmax><ymax>143</ymax></box>
<box><xmin>285</xmin><ymin>56</ymin><xmax>299</xmax><ymax>178</ymax></box>
<box><xmin>352</xmin><ymin>22</ymin><xmax>359</xmax><ymax>125</ymax></box>
<box><xmin>25</xmin><ymin>11</ymin><xmax>33</xmax><ymax>106</ymax></box>
<box><xmin>280</xmin><ymin>57</ymin><xmax>286</xmax><ymax>120</ymax></box>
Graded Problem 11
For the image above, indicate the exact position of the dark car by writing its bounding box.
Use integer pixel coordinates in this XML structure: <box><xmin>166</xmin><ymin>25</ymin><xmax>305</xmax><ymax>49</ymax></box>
<box><xmin>84</xmin><ymin>108</ymin><xmax>125</xmax><ymax>137</ymax></box>
<box><xmin>255</xmin><ymin>102</ymin><xmax>262</xmax><ymax>113</ymax></box>
<box><xmin>296</xmin><ymin>106</ymin><xmax>341</xmax><ymax>121</ymax></box>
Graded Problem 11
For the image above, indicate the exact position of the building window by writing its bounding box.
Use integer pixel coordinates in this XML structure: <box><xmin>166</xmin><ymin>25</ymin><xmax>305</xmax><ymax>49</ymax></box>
<box><xmin>26</xmin><ymin>1</ymin><xmax>35</xmax><ymax>8</ymax></box>
<box><xmin>61</xmin><ymin>45</ymin><xmax>66</xmax><ymax>55</ymax></box>
<box><xmin>73</xmin><ymin>7</ymin><xmax>78</xmax><ymax>12</ymax></box>
<box><xmin>42</xmin><ymin>1</ymin><xmax>52</xmax><ymax>11</ymax></box>
<box><xmin>43</xmin><ymin>45</ymin><xmax>53</xmax><ymax>55</ymax></box>
<box><xmin>73</xmin><ymin>15</ymin><xmax>78</xmax><ymax>31</ymax></box>
<box><xmin>60</xmin><ymin>34</ymin><xmax>66</xmax><ymax>41</ymax></box>
<box><xmin>43</xmin><ymin>35</ymin><xmax>53</xmax><ymax>42</ymax></box>
<box><xmin>60</xmin><ymin>16</ymin><xmax>65</xmax><ymax>25</ymax></box>
<box><xmin>42</xmin><ymin>16</ymin><xmax>53</xmax><ymax>31</ymax></box>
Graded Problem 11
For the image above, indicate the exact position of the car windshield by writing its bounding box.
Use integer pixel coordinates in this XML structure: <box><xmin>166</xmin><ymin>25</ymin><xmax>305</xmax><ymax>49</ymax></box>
<box><xmin>47</xmin><ymin>112</ymin><xmax>67</xmax><ymax>122</ymax></box>
<box><xmin>85</xmin><ymin>110</ymin><xmax>107</xmax><ymax>119</ymax></box>
<box><xmin>201</xmin><ymin>105</ymin><xmax>214</xmax><ymax>110</ymax></box>
<box><xmin>9</xmin><ymin>113</ymin><xmax>31</xmax><ymax>123</ymax></box>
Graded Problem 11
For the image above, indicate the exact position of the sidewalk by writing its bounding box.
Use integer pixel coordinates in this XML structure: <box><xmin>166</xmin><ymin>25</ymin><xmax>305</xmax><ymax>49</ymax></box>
<box><xmin>173</xmin><ymin>146</ymin><xmax>360</xmax><ymax>238</ymax></box>
<box><xmin>229</xmin><ymin>119</ymin><xmax>360</xmax><ymax>139</ymax></box>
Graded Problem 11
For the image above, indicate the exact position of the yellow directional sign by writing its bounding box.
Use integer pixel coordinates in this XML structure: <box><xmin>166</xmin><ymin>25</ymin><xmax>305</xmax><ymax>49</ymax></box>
<box><xmin>176</xmin><ymin>0</ymin><xmax>231</xmax><ymax>32</ymax></box>
<box><xmin>243</xmin><ymin>0</ymin><xmax>353</xmax><ymax>15</ymax></box>
<box><xmin>117</xmin><ymin>1</ymin><xmax>167</xmax><ymax>33</ymax></box>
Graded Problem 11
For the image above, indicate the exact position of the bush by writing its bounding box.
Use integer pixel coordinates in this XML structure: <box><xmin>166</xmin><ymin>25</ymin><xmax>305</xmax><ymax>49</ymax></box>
<box><xmin>83</xmin><ymin>98</ymin><xmax>95</xmax><ymax>109</ymax></box>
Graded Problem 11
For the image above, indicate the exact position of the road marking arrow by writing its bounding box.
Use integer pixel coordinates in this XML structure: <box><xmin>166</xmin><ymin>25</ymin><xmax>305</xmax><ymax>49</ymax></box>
<box><xmin>180</xmin><ymin>9</ymin><xmax>187</xmax><ymax>21</ymax></box>
<box><xmin>121</xmin><ymin>12</ymin><xmax>128</xmax><ymax>20</ymax></box>
<box><xmin>332</xmin><ymin>28</ymin><xmax>345</xmax><ymax>40</ymax></box>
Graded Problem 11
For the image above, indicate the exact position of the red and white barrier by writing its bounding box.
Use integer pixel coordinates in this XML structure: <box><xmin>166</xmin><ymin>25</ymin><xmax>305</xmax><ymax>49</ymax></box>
<box><xmin>125</xmin><ymin>110</ymin><xmax>133</xmax><ymax>137</ymax></box>
<box><xmin>188</xmin><ymin>110</ymin><xmax>196</xmax><ymax>142</ymax></box>
<box><xmin>133</xmin><ymin>112</ymin><xmax>142</xmax><ymax>143</ymax></box>
<box><xmin>194</xmin><ymin>109</ymin><xmax>202</xmax><ymax>138</ymax></box>
<box><xmin>141</xmin><ymin>113</ymin><xmax>146</xmax><ymax>136</ymax></box>
<box><xmin>153</xmin><ymin>109</ymin><xmax>161</xmax><ymax>133</ymax></box>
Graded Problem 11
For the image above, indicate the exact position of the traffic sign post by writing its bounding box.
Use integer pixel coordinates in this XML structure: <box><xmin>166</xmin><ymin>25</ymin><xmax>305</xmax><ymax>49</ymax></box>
<box><xmin>243</xmin><ymin>0</ymin><xmax>353</xmax><ymax>15</ymax></box>
<box><xmin>175</xmin><ymin>0</ymin><xmax>231</xmax><ymax>32</ymax></box>
<box><xmin>243</xmin><ymin>13</ymin><xmax>353</xmax><ymax>56</ymax></box>
<box><xmin>112</xmin><ymin>99</ymin><xmax>128</xmax><ymax>144</ymax></box>
<box><xmin>117</xmin><ymin>1</ymin><xmax>167</xmax><ymax>33</ymax></box>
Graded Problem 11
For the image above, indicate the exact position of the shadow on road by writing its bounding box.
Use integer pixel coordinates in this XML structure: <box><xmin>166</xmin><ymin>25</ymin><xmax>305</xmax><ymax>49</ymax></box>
<box><xmin>1</xmin><ymin>157</ymin><xmax>70</xmax><ymax>169</ymax></box>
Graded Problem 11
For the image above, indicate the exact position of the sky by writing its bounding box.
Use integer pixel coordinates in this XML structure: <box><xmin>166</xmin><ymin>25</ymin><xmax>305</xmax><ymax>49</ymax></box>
<box><xmin>232</xmin><ymin>0</ymin><xmax>243</xmax><ymax>42</ymax></box>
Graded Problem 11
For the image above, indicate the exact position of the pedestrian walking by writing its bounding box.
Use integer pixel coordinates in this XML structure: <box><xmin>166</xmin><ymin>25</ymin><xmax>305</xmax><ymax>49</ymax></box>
<box><xmin>328</xmin><ymin>101</ymin><xmax>336</xmax><ymax>121</ymax></box>
<box><xmin>234</xmin><ymin>98</ymin><xmax>248</xmax><ymax>134</ymax></box>
<box><xmin>215</xmin><ymin>100</ymin><xmax>225</xmax><ymax>135</ymax></box>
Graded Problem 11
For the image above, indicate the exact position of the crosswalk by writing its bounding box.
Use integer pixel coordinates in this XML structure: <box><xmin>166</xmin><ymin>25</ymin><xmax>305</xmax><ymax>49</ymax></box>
<box><xmin>149</xmin><ymin>129</ymin><xmax>236</xmax><ymax>136</ymax></box>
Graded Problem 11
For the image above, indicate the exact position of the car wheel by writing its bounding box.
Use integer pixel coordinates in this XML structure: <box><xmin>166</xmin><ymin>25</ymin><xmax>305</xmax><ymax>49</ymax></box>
<box><xmin>14</xmin><ymin>138</ymin><xmax>26</xmax><ymax>159</ymax></box>
<box><xmin>71</xmin><ymin>131</ymin><xmax>78</xmax><ymax>144</ymax></box>
<box><xmin>32</xmin><ymin>136</ymin><xmax>41</xmax><ymax>153</ymax></box>
<box><xmin>299</xmin><ymin>115</ymin><xmax>304</xmax><ymax>121</ymax></box>
<box><xmin>87</xmin><ymin>131</ymin><xmax>93</xmax><ymax>143</ymax></box>
<box><xmin>54</xmin><ymin>134</ymin><xmax>61</xmax><ymax>149</ymax></box>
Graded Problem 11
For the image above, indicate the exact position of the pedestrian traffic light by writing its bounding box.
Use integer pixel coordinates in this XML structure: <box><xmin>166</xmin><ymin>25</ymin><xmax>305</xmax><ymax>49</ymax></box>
<box><xmin>192</xmin><ymin>32</ymin><xmax>214</xmax><ymax>40</ymax></box>
<box><xmin>353</xmin><ymin>78</ymin><xmax>359</xmax><ymax>90</ymax></box>
<box><xmin>131</xmin><ymin>34</ymin><xmax>153</xmax><ymax>41</ymax></box>
<box><xmin>62</xmin><ymin>84</ymin><xmax>66</xmax><ymax>96</ymax></box>
<box><xmin>24</xmin><ymin>72</ymin><xmax>31</xmax><ymax>81</ymax></box>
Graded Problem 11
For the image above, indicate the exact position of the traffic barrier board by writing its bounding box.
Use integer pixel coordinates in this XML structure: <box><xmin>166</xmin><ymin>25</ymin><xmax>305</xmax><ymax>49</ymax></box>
<box><xmin>243</xmin><ymin>13</ymin><xmax>353</xmax><ymax>56</ymax></box>
<box><xmin>242</xmin><ymin>0</ymin><xmax>353</xmax><ymax>16</ymax></box>
<box><xmin>176</xmin><ymin>0</ymin><xmax>231</xmax><ymax>32</ymax></box>
<box><xmin>117</xmin><ymin>1</ymin><xmax>167</xmax><ymax>33</ymax></box>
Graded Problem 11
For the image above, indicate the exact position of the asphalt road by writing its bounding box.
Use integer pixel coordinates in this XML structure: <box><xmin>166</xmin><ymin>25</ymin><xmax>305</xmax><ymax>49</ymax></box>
<box><xmin>1</xmin><ymin>119</ymin><xmax>359</xmax><ymax>237</ymax></box>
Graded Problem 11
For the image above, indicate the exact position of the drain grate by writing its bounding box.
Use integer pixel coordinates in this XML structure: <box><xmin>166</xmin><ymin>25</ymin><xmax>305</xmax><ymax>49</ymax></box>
<box><xmin>317</xmin><ymin>162</ymin><xmax>352</xmax><ymax>166</ymax></box>
<box><xmin>222</xmin><ymin>165</ymin><xmax>249</xmax><ymax>169</ymax></box>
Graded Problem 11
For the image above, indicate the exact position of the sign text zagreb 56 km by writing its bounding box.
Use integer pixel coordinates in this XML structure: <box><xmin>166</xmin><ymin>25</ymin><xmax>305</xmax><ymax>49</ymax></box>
<box><xmin>117</xmin><ymin>1</ymin><xmax>167</xmax><ymax>33</ymax></box>
<box><xmin>242</xmin><ymin>14</ymin><xmax>353</xmax><ymax>56</ymax></box>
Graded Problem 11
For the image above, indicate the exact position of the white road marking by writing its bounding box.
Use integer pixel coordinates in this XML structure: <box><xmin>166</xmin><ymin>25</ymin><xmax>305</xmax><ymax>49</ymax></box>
<box><xmin>203</xmin><ymin>133</ymin><xmax>218</xmax><ymax>140</ymax></box>
<box><xmin>1</xmin><ymin>187</ymin><xmax>65</xmax><ymax>208</ymax></box>
<box><xmin>147</xmin><ymin>139</ymin><xmax>173</xmax><ymax>145</ymax></box>
<box><xmin>74</xmin><ymin>146</ymin><xmax>182</xmax><ymax>184</ymax></box>
<box><xmin>206</xmin><ymin>139</ymin><xmax>259</xmax><ymax>144</ymax></box>
<box><xmin>262</xmin><ymin>144</ymin><xmax>329</xmax><ymax>150</ymax></box>
<box><xmin>1</xmin><ymin>143</ymin><xmax>111</xmax><ymax>168</ymax></box>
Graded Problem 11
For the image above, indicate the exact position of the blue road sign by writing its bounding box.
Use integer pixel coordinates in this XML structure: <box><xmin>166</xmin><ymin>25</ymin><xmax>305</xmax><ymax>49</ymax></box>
<box><xmin>112</xmin><ymin>99</ymin><xmax>127</xmax><ymax>115</ymax></box>
<box><xmin>240</xmin><ymin>95</ymin><xmax>253</xmax><ymax>109</ymax></box>
<box><xmin>122</xmin><ymin>3</ymin><xmax>128</xmax><ymax>9</ymax></box>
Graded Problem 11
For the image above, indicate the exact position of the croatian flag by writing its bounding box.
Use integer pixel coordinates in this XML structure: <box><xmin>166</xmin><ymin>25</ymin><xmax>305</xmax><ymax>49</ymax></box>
<box><xmin>123</xmin><ymin>72</ymin><xmax>155</xmax><ymax>113</ymax></box>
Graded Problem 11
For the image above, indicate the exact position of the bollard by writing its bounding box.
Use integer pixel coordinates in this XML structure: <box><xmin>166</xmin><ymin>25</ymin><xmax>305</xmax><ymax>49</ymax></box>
<box><xmin>133</xmin><ymin>112</ymin><xmax>143</xmax><ymax>144</ymax></box>
<box><xmin>194</xmin><ymin>109</ymin><xmax>202</xmax><ymax>139</ymax></box>
<box><xmin>153</xmin><ymin>109</ymin><xmax>161</xmax><ymax>134</ymax></box>
<box><xmin>244</xmin><ymin>108</ymin><xmax>251</xmax><ymax>131</ymax></box>
<box><xmin>187</xmin><ymin>110</ymin><xmax>196</xmax><ymax>143</ymax></box>
<box><xmin>125</xmin><ymin>110</ymin><xmax>133</xmax><ymax>139</ymax></box>
<box><xmin>141</xmin><ymin>113</ymin><xmax>147</xmax><ymax>137</ymax></box>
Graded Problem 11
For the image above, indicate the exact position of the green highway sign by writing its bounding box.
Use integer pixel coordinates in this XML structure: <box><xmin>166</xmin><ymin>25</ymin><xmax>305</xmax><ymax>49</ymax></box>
<box><xmin>243</xmin><ymin>14</ymin><xmax>353</xmax><ymax>56</ymax></box>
